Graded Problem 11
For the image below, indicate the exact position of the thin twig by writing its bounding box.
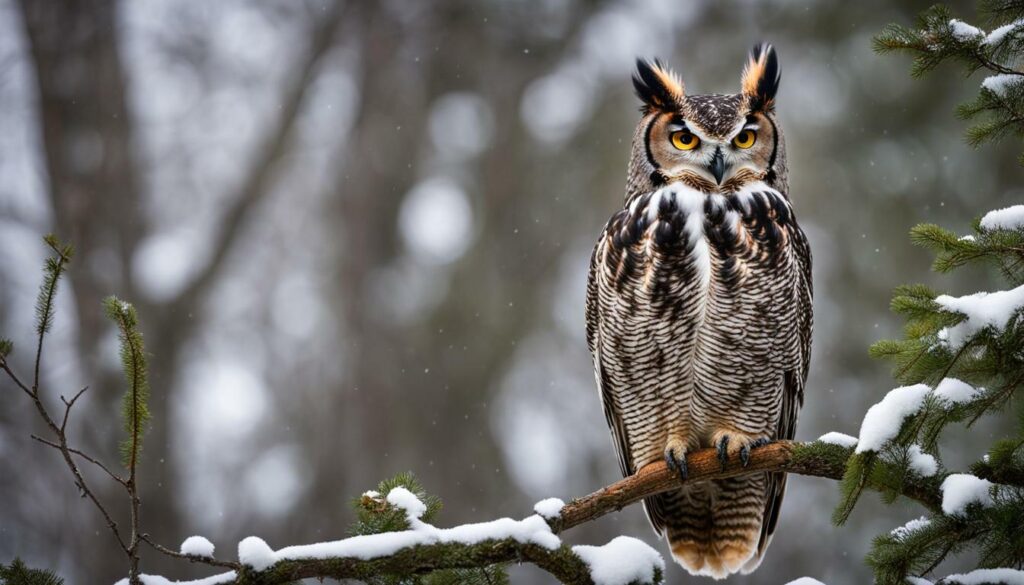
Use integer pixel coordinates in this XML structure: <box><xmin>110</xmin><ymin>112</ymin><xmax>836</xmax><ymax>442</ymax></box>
<box><xmin>973</xmin><ymin>49</ymin><xmax>1024</xmax><ymax>76</ymax></box>
<box><xmin>60</xmin><ymin>385</ymin><xmax>88</xmax><ymax>433</ymax></box>
<box><xmin>36</xmin><ymin>426</ymin><xmax>129</xmax><ymax>553</ymax></box>
<box><xmin>140</xmin><ymin>534</ymin><xmax>241</xmax><ymax>570</ymax></box>
<box><xmin>30</xmin><ymin>434</ymin><xmax>126</xmax><ymax>486</ymax></box>
<box><xmin>20</xmin><ymin>376</ymin><xmax>130</xmax><ymax>552</ymax></box>
<box><xmin>28</xmin><ymin>390</ymin><xmax>129</xmax><ymax>553</ymax></box>
<box><xmin>33</xmin><ymin>241</ymin><xmax>70</xmax><ymax>395</ymax></box>
<box><xmin>0</xmin><ymin>360</ymin><xmax>34</xmax><ymax>398</ymax></box>
<box><xmin>7</xmin><ymin>245</ymin><xmax>131</xmax><ymax>555</ymax></box>
<box><xmin>108</xmin><ymin>307</ymin><xmax>145</xmax><ymax>584</ymax></box>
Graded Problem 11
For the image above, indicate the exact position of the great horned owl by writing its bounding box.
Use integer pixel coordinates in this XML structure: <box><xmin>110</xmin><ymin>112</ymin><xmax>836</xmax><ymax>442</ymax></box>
<box><xmin>585</xmin><ymin>44</ymin><xmax>813</xmax><ymax>578</ymax></box>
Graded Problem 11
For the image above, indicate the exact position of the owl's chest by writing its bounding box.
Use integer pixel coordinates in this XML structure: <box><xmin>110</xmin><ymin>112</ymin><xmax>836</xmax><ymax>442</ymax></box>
<box><xmin>597</xmin><ymin>184</ymin><xmax>794</xmax><ymax>317</ymax></box>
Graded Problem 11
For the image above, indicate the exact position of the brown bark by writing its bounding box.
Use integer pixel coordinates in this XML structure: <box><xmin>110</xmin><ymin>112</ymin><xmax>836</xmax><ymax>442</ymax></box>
<box><xmin>119</xmin><ymin>441</ymin><xmax>901</xmax><ymax>584</ymax></box>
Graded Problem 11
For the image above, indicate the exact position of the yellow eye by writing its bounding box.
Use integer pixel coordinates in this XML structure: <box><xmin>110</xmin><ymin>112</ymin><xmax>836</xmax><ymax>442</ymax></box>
<box><xmin>733</xmin><ymin>129</ymin><xmax>756</xmax><ymax>149</ymax></box>
<box><xmin>670</xmin><ymin>131</ymin><xmax>700</xmax><ymax>151</ymax></box>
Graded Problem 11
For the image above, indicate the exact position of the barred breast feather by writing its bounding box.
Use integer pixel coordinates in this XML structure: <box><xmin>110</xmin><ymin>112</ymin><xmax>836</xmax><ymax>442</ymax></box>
<box><xmin>585</xmin><ymin>181</ymin><xmax>812</xmax><ymax>578</ymax></box>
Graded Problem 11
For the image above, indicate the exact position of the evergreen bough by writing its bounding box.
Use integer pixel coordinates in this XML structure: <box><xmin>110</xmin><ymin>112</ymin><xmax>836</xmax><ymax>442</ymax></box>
<box><xmin>104</xmin><ymin>296</ymin><xmax>150</xmax><ymax>469</ymax></box>
<box><xmin>350</xmin><ymin>472</ymin><xmax>510</xmax><ymax>585</ymax></box>
<box><xmin>0</xmin><ymin>559</ymin><xmax>64</xmax><ymax>585</ymax></box>
<box><xmin>874</xmin><ymin>1</ymin><xmax>1024</xmax><ymax>162</ymax></box>
<box><xmin>832</xmin><ymin>4</ymin><xmax>1024</xmax><ymax>583</ymax></box>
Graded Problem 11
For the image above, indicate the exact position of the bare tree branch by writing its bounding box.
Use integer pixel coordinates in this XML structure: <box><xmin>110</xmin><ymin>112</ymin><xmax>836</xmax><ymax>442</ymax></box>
<box><xmin>59</xmin><ymin>386</ymin><xmax>88</xmax><ymax>432</ymax></box>
<box><xmin>0</xmin><ymin>359</ymin><xmax>33</xmax><ymax>398</ymax></box>
<box><xmin>22</xmin><ymin>390</ymin><xmax>129</xmax><ymax>555</ymax></box>
<box><xmin>30</xmin><ymin>435</ymin><xmax>125</xmax><ymax>487</ymax></box>
<box><xmin>140</xmin><ymin>535</ymin><xmax>241</xmax><ymax>571</ymax></box>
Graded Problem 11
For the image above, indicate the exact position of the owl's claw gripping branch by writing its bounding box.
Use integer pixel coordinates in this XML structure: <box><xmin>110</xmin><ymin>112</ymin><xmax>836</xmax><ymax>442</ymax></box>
<box><xmin>716</xmin><ymin>435</ymin><xmax>730</xmax><ymax>470</ymax></box>
<box><xmin>741</xmin><ymin>437</ymin><xmax>773</xmax><ymax>467</ymax></box>
<box><xmin>551</xmin><ymin>440</ymin><xmax>941</xmax><ymax>536</ymax></box>
<box><xmin>664</xmin><ymin>446</ymin><xmax>689</xmax><ymax>480</ymax></box>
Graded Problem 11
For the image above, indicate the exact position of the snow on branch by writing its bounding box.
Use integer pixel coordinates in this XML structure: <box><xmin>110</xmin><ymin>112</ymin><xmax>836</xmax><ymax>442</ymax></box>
<box><xmin>108</xmin><ymin>440</ymin><xmax>949</xmax><ymax>585</ymax></box>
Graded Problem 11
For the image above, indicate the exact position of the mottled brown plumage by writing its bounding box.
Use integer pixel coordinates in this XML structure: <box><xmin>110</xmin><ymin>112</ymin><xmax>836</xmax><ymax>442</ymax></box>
<box><xmin>585</xmin><ymin>44</ymin><xmax>812</xmax><ymax>579</ymax></box>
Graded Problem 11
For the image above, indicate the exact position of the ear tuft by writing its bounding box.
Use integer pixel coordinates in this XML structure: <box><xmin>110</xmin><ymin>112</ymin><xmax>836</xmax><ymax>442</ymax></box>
<box><xmin>741</xmin><ymin>43</ymin><xmax>781</xmax><ymax>111</ymax></box>
<box><xmin>633</xmin><ymin>58</ymin><xmax>685</xmax><ymax>113</ymax></box>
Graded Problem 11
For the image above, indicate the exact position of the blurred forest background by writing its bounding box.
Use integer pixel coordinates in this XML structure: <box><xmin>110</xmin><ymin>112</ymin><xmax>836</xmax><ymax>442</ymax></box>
<box><xmin>0</xmin><ymin>0</ymin><xmax>1017</xmax><ymax>583</ymax></box>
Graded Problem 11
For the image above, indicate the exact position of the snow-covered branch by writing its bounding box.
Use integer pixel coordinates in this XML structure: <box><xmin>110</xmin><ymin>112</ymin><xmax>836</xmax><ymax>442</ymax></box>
<box><xmin>118</xmin><ymin>440</ymin><xmax>950</xmax><ymax>585</ymax></box>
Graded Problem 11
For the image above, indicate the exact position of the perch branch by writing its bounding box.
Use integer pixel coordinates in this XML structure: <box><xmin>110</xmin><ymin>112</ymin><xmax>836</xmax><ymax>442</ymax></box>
<box><xmin>554</xmin><ymin>440</ymin><xmax>941</xmax><ymax>533</ymax></box>
<box><xmin>244</xmin><ymin>541</ymin><xmax>600</xmax><ymax>585</ymax></box>
<box><xmin>170</xmin><ymin>440</ymin><xmax>941</xmax><ymax>584</ymax></box>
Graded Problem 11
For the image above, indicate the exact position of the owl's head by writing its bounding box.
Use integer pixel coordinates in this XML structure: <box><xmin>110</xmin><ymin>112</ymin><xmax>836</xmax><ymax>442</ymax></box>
<box><xmin>627</xmin><ymin>44</ymin><xmax>785</xmax><ymax>197</ymax></box>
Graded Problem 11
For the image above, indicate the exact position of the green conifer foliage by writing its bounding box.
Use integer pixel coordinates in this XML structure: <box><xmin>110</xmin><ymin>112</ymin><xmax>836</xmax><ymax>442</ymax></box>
<box><xmin>831</xmin><ymin>5</ymin><xmax>1024</xmax><ymax>581</ymax></box>
<box><xmin>349</xmin><ymin>472</ymin><xmax>511</xmax><ymax>585</ymax></box>
<box><xmin>103</xmin><ymin>296</ymin><xmax>150</xmax><ymax>469</ymax></box>
<box><xmin>840</xmin><ymin>203</ymin><xmax>1024</xmax><ymax>585</ymax></box>
<box><xmin>875</xmin><ymin>1</ymin><xmax>1024</xmax><ymax>162</ymax></box>
<box><xmin>833</xmin><ymin>5</ymin><xmax>1024</xmax><ymax>581</ymax></box>
<box><xmin>0</xmin><ymin>558</ymin><xmax>64</xmax><ymax>585</ymax></box>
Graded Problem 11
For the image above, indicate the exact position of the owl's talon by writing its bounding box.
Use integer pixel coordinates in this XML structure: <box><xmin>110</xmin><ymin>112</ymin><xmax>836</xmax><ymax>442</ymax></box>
<box><xmin>739</xmin><ymin>437</ymin><xmax>771</xmax><ymax>467</ymax></box>
<box><xmin>716</xmin><ymin>435</ymin><xmax>729</xmax><ymax>470</ymax></box>
<box><xmin>664</xmin><ymin>446</ymin><xmax>688</xmax><ymax>481</ymax></box>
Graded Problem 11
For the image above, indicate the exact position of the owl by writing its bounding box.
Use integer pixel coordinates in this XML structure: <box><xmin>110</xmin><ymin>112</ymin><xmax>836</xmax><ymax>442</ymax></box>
<box><xmin>585</xmin><ymin>44</ymin><xmax>812</xmax><ymax>579</ymax></box>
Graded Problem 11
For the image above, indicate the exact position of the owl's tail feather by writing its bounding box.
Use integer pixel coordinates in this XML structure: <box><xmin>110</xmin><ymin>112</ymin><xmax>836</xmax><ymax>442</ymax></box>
<box><xmin>650</xmin><ymin>476</ymin><xmax>770</xmax><ymax>580</ymax></box>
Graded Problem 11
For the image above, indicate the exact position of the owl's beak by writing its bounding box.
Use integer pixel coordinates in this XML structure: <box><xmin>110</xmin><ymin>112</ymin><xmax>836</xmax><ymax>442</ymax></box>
<box><xmin>709</xmin><ymin>147</ymin><xmax>728</xmax><ymax>185</ymax></box>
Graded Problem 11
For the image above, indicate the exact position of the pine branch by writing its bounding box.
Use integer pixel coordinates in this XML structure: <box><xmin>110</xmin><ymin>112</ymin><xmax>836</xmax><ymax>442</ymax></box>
<box><xmin>102</xmin><ymin>296</ymin><xmax>151</xmax><ymax>584</ymax></box>
<box><xmin>0</xmin><ymin>558</ymin><xmax>64</xmax><ymax>585</ymax></box>
<box><xmin>246</xmin><ymin>541</ymin><xmax>598</xmax><ymax>585</ymax></box>
<box><xmin>133</xmin><ymin>440</ymin><xmax>942</xmax><ymax>585</ymax></box>
<box><xmin>873</xmin><ymin>4</ymin><xmax>1024</xmax><ymax>163</ymax></box>
<box><xmin>30</xmin><ymin>434</ymin><xmax>125</xmax><ymax>486</ymax></box>
<box><xmin>979</xmin><ymin>0</ymin><xmax>1024</xmax><ymax>24</ymax></box>
<box><xmin>972</xmin><ymin>439</ymin><xmax>1024</xmax><ymax>487</ymax></box>
<box><xmin>33</xmin><ymin>234</ymin><xmax>73</xmax><ymax>394</ymax></box>
<box><xmin>0</xmin><ymin>237</ymin><xmax>131</xmax><ymax>561</ymax></box>
<box><xmin>556</xmin><ymin>441</ymin><xmax>895</xmax><ymax>532</ymax></box>
<box><xmin>103</xmin><ymin>297</ymin><xmax>150</xmax><ymax>472</ymax></box>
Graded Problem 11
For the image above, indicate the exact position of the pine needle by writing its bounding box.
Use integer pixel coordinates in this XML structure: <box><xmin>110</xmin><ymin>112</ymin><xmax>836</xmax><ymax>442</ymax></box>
<box><xmin>103</xmin><ymin>297</ymin><xmax>151</xmax><ymax>471</ymax></box>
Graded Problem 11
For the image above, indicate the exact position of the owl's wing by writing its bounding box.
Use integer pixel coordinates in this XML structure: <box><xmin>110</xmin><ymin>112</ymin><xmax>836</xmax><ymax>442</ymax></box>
<box><xmin>586</xmin><ymin>236</ymin><xmax>635</xmax><ymax>478</ymax></box>
<box><xmin>780</xmin><ymin>219</ymin><xmax>813</xmax><ymax>438</ymax></box>
<box><xmin>756</xmin><ymin>219</ymin><xmax>814</xmax><ymax>555</ymax></box>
